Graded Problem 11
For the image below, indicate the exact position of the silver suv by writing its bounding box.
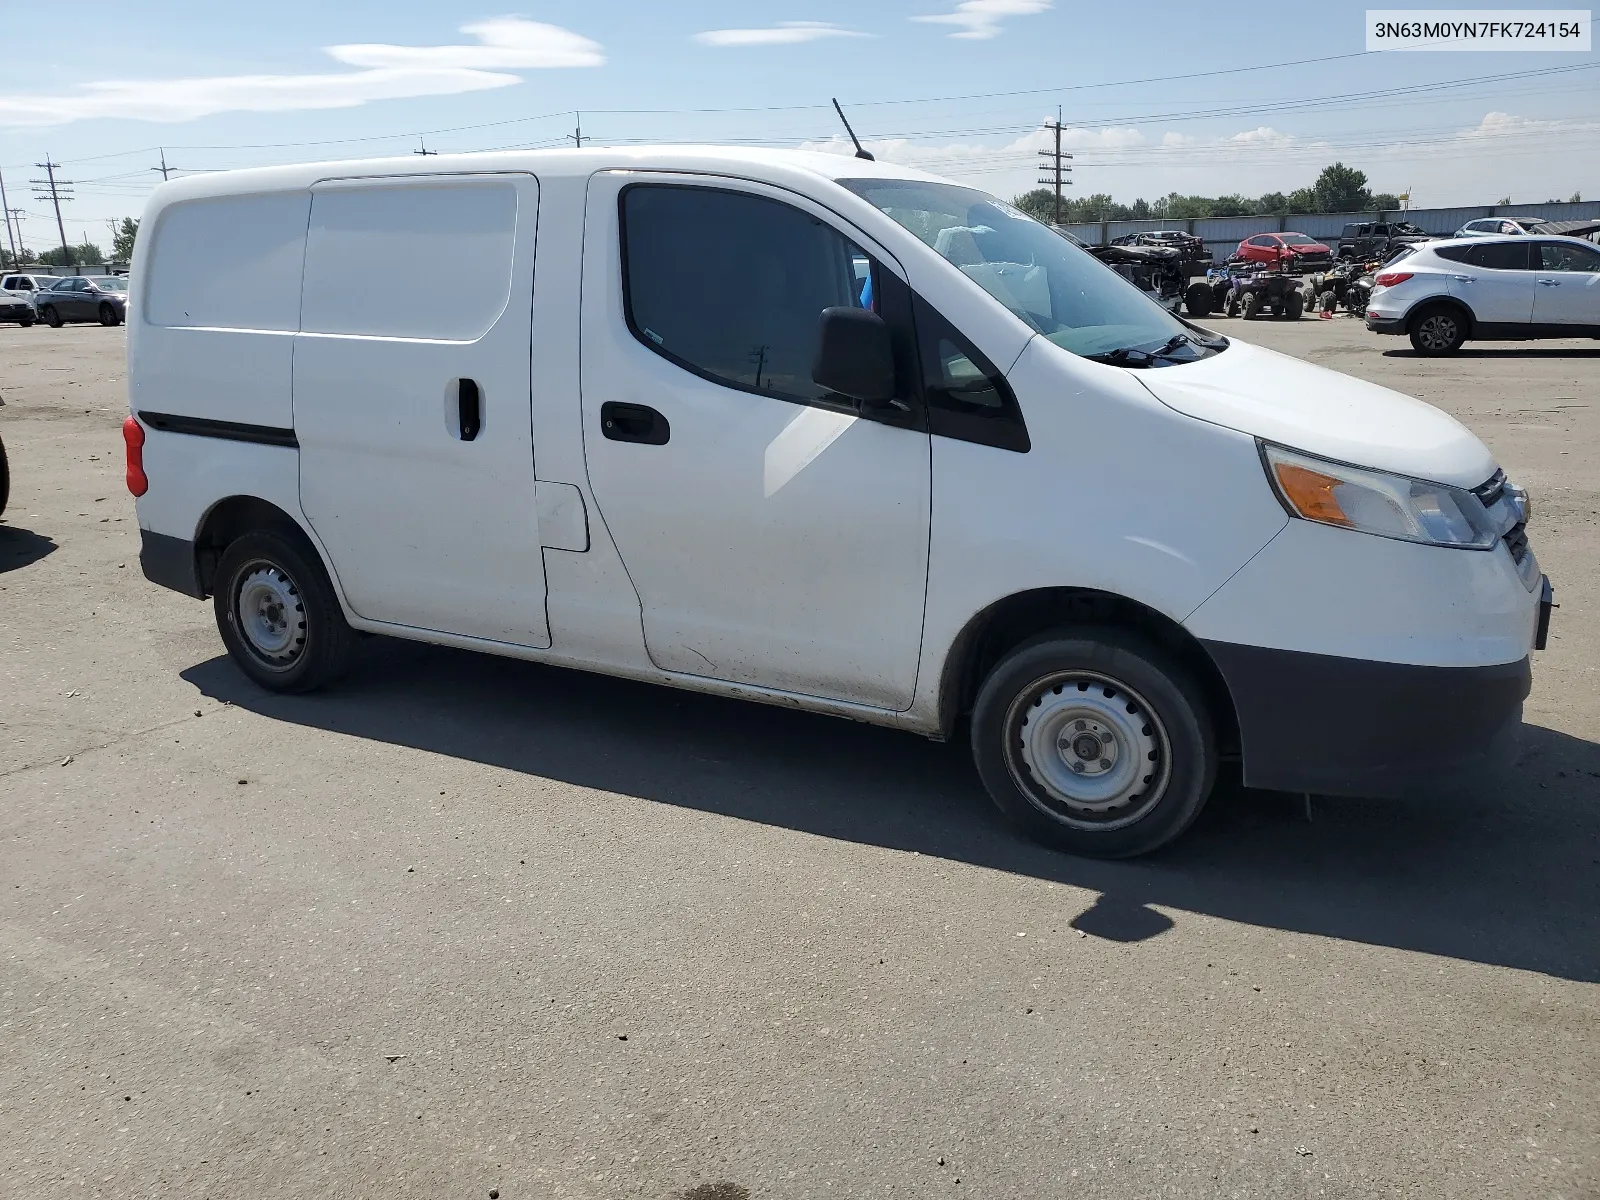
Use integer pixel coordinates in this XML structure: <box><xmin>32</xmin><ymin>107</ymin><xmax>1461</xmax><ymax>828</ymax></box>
<box><xmin>1364</xmin><ymin>234</ymin><xmax>1600</xmax><ymax>354</ymax></box>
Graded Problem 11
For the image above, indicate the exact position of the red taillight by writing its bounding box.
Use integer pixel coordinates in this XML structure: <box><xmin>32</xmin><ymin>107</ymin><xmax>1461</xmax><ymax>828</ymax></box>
<box><xmin>123</xmin><ymin>415</ymin><xmax>148</xmax><ymax>496</ymax></box>
<box><xmin>1374</xmin><ymin>271</ymin><xmax>1413</xmax><ymax>287</ymax></box>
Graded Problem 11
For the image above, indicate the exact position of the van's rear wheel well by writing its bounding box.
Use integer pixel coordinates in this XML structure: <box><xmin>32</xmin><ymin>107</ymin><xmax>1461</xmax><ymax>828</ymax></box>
<box><xmin>938</xmin><ymin>588</ymin><xmax>1239</xmax><ymax>756</ymax></box>
<box><xmin>193</xmin><ymin>497</ymin><xmax>312</xmax><ymax>597</ymax></box>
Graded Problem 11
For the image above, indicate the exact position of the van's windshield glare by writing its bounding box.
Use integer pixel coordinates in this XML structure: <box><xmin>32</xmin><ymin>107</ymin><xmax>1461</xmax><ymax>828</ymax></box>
<box><xmin>839</xmin><ymin>178</ymin><xmax>1224</xmax><ymax>365</ymax></box>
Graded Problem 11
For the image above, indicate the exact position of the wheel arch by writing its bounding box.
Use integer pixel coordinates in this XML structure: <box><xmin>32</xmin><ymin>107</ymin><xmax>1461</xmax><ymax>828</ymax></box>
<box><xmin>1402</xmin><ymin>294</ymin><xmax>1475</xmax><ymax>336</ymax></box>
<box><xmin>936</xmin><ymin>587</ymin><xmax>1240</xmax><ymax>755</ymax></box>
<box><xmin>192</xmin><ymin>495</ymin><xmax>319</xmax><ymax>598</ymax></box>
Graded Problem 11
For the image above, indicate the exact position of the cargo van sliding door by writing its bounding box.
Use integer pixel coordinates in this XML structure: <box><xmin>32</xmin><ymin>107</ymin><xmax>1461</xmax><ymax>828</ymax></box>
<box><xmin>293</xmin><ymin>173</ymin><xmax>550</xmax><ymax>648</ymax></box>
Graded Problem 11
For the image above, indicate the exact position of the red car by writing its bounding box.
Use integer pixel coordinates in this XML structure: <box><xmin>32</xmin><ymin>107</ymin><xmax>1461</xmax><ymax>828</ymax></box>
<box><xmin>1234</xmin><ymin>232</ymin><xmax>1334</xmax><ymax>271</ymax></box>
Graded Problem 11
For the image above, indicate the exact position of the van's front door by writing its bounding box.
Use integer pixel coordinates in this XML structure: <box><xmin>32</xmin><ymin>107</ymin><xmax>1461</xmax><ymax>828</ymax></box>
<box><xmin>294</xmin><ymin>174</ymin><xmax>549</xmax><ymax>647</ymax></box>
<box><xmin>580</xmin><ymin>173</ymin><xmax>931</xmax><ymax>709</ymax></box>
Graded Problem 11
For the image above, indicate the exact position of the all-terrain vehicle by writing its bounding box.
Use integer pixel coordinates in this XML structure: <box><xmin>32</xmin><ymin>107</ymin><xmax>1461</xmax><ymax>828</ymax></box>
<box><xmin>1214</xmin><ymin>261</ymin><xmax>1303</xmax><ymax>320</ymax></box>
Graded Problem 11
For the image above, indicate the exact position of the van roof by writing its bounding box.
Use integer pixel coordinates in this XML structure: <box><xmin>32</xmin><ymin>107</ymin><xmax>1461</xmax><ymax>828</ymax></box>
<box><xmin>142</xmin><ymin>145</ymin><xmax>953</xmax><ymax>209</ymax></box>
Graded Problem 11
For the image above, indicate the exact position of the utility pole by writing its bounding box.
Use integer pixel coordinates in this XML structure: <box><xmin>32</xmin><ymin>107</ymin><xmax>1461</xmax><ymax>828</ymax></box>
<box><xmin>0</xmin><ymin>166</ymin><xmax>17</xmax><ymax>266</ymax></box>
<box><xmin>31</xmin><ymin>158</ymin><xmax>75</xmax><ymax>266</ymax></box>
<box><xmin>568</xmin><ymin>112</ymin><xmax>588</xmax><ymax>148</ymax></box>
<box><xmin>414</xmin><ymin>138</ymin><xmax>437</xmax><ymax>156</ymax></box>
<box><xmin>151</xmin><ymin>148</ymin><xmax>173</xmax><ymax>181</ymax></box>
<box><xmin>1037</xmin><ymin>107</ymin><xmax>1073</xmax><ymax>226</ymax></box>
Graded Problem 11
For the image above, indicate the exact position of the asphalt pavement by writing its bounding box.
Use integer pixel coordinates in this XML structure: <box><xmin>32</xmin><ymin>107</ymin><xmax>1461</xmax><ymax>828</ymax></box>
<box><xmin>2</xmin><ymin>318</ymin><xmax>1597</xmax><ymax>1198</ymax></box>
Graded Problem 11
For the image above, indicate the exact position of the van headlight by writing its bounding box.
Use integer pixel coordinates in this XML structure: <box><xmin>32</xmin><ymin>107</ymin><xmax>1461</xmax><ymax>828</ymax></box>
<box><xmin>1261</xmin><ymin>443</ymin><xmax>1497</xmax><ymax>549</ymax></box>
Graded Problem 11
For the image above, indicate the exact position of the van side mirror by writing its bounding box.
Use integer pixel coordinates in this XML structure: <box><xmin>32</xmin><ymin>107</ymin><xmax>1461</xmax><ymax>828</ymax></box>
<box><xmin>812</xmin><ymin>307</ymin><xmax>896</xmax><ymax>405</ymax></box>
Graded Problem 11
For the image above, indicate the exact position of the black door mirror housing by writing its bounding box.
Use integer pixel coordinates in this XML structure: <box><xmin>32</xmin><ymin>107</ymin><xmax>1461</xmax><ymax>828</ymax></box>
<box><xmin>812</xmin><ymin>307</ymin><xmax>896</xmax><ymax>405</ymax></box>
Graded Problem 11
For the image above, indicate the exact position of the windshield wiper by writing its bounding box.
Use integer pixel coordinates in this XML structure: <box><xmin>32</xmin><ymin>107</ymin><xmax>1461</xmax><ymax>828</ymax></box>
<box><xmin>1084</xmin><ymin>333</ymin><xmax>1193</xmax><ymax>367</ymax></box>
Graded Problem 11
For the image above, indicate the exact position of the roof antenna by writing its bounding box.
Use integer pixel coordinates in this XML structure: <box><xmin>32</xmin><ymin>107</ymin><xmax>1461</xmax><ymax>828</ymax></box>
<box><xmin>831</xmin><ymin>98</ymin><xmax>874</xmax><ymax>161</ymax></box>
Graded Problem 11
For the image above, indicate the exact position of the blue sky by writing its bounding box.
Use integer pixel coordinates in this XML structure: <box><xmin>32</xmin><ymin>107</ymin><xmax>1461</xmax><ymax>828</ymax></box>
<box><xmin>1</xmin><ymin>1</ymin><xmax>1595</xmax><ymax>247</ymax></box>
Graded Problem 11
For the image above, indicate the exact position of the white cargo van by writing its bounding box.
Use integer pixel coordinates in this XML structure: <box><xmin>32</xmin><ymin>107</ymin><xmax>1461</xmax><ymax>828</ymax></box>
<box><xmin>125</xmin><ymin>148</ymin><xmax>1553</xmax><ymax>857</ymax></box>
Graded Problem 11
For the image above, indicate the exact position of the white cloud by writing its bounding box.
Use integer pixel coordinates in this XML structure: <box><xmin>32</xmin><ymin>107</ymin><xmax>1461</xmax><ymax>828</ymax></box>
<box><xmin>695</xmin><ymin>21</ymin><xmax>868</xmax><ymax>47</ymax></box>
<box><xmin>912</xmin><ymin>0</ymin><xmax>1051</xmax><ymax>40</ymax></box>
<box><xmin>819</xmin><ymin>111</ymin><xmax>1598</xmax><ymax>211</ymax></box>
<box><xmin>0</xmin><ymin>17</ymin><xmax>602</xmax><ymax>128</ymax></box>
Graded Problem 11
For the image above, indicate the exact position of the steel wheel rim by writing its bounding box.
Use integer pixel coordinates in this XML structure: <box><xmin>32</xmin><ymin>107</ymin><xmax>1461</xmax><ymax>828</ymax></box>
<box><xmin>235</xmin><ymin>562</ymin><xmax>307</xmax><ymax>668</ymax></box>
<box><xmin>1418</xmin><ymin>314</ymin><xmax>1456</xmax><ymax>349</ymax></box>
<box><xmin>1003</xmin><ymin>671</ymin><xmax>1172</xmax><ymax>831</ymax></box>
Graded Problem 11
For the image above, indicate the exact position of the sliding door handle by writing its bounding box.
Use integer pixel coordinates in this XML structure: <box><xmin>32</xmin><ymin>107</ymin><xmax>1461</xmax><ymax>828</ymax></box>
<box><xmin>600</xmin><ymin>402</ymin><xmax>670</xmax><ymax>445</ymax></box>
<box><xmin>458</xmin><ymin>378</ymin><xmax>481</xmax><ymax>441</ymax></box>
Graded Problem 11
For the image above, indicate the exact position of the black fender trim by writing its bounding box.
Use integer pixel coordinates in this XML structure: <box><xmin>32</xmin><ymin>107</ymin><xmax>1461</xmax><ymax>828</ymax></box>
<box><xmin>138</xmin><ymin>529</ymin><xmax>204</xmax><ymax>598</ymax></box>
<box><xmin>1201</xmin><ymin>641</ymin><xmax>1530</xmax><ymax>798</ymax></box>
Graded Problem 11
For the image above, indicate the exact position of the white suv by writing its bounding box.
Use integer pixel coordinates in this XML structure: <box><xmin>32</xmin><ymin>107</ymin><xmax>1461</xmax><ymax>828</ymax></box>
<box><xmin>1454</xmin><ymin>217</ymin><xmax>1553</xmax><ymax>238</ymax></box>
<box><xmin>1364</xmin><ymin>234</ymin><xmax>1600</xmax><ymax>355</ymax></box>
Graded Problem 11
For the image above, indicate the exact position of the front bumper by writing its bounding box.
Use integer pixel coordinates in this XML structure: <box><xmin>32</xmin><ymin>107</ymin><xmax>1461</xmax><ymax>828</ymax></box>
<box><xmin>0</xmin><ymin>301</ymin><xmax>32</xmax><ymax>320</ymax></box>
<box><xmin>1203</xmin><ymin>641</ymin><xmax>1531</xmax><ymax>797</ymax></box>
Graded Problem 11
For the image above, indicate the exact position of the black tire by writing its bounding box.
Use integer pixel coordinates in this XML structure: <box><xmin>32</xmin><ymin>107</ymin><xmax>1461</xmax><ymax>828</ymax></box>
<box><xmin>1239</xmin><ymin>291</ymin><xmax>1259</xmax><ymax>320</ymax></box>
<box><xmin>0</xmin><ymin>433</ymin><xmax>9</xmax><ymax>519</ymax></box>
<box><xmin>97</xmin><ymin>302</ymin><xmax>121</xmax><ymax>327</ymax></box>
<box><xmin>1183</xmin><ymin>281</ymin><xmax>1212</xmax><ymax>319</ymax></box>
<box><xmin>40</xmin><ymin>304</ymin><xmax>62</xmax><ymax>328</ymax></box>
<box><xmin>1283</xmin><ymin>291</ymin><xmax>1303</xmax><ymax>320</ymax></box>
<box><xmin>213</xmin><ymin>528</ymin><xmax>356</xmax><ymax>693</ymax></box>
<box><xmin>1222</xmin><ymin>289</ymin><xmax>1239</xmax><ymax>318</ymax></box>
<box><xmin>971</xmin><ymin>628</ymin><xmax>1218</xmax><ymax>858</ymax></box>
<box><xmin>1319</xmin><ymin>289</ymin><xmax>1337</xmax><ymax>313</ymax></box>
<box><xmin>1408</xmin><ymin>303</ymin><xmax>1468</xmax><ymax>355</ymax></box>
<box><xmin>18</xmin><ymin>316</ymin><xmax>35</xmax><ymax>327</ymax></box>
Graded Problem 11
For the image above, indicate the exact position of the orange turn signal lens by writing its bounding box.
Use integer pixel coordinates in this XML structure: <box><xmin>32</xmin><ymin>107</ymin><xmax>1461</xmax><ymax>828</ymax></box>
<box><xmin>1272</xmin><ymin>462</ymin><xmax>1351</xmax><ymax>526</ymax></box>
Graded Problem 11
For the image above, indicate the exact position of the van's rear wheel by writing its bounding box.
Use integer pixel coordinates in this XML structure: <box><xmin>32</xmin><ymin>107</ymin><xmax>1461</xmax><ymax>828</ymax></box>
<box><xmin>971</xmin><ymin>629</ymin><xmax>1217</xmax><ymax>858</ymax></box>
<box><xmin>214</xmin><ymin>529</ymin><xmax>355</xmax><ymax>693</ymax></box>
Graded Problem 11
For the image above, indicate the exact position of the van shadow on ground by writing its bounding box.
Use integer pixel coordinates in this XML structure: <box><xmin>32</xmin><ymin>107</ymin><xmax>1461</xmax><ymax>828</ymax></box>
<box><xmin>0</xmin><ymin>524</ymin><xmax>57</xmax><ymax>573</ymax></box>
<box><xmin>184</xmin><ymin>638</ymin><xmax>1600</xmax><ymax>984</ymax></box>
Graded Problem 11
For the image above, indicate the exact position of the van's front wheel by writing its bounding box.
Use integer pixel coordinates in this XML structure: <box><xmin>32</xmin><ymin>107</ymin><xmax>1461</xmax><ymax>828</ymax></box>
<box><xmin>214</xmin><ymin>530</ymin><xmax>355</xmax><ymax>693</ymax></box>
<box><xmin>971</xmin><ymin>630</ymin><xmax>1217</xmax><ymax>858</ymax></box>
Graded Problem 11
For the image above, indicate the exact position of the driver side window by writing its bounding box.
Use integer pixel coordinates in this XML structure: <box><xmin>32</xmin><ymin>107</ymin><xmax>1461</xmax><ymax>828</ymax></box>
<box><xmin>620</xmin><ymin>184</ymin><xmax>873</xmax><ymax>408</ymax></box>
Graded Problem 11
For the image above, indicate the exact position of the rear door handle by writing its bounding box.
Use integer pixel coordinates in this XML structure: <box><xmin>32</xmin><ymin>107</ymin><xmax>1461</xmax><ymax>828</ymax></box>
<box><xmin>457</xmin><ymin>378</ymin><xmax>481</xmax><ymax>441</ymax></box>
<box><xmin>600</xmin><ymin>402</ymin><xmax>670</xmax><ymax>445</ymax></box>
<box><xmin>1537</xmin><ymin>279</ymin><xmax>1560</xmax><ymax>286</ymax></box>
<box><xmin>1452</xmin><ymin>275</ymin><xmax>1475</xmax><ymax>283</ymax></box>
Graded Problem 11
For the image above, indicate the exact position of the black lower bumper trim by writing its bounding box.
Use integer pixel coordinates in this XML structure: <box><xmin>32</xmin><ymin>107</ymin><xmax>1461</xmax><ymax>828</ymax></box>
<box><xmin>138</xmin><ymin>529</ymin><xmax>204</xmax><ymax>598</ymax></box>
<box><xmin>1202</xmin><ymin>641</ymin><xmax>1531</xmax><ymax>798</ymax></box>
<box><xmin>1536</xmin><ymin>576</ymin><xmax>1554</xmax><ymax>651</ymax></box>
<box><xmin>1365</xmin><ymin>316</ymin><xmax>1406</xmax><ymax>335</ymax></box>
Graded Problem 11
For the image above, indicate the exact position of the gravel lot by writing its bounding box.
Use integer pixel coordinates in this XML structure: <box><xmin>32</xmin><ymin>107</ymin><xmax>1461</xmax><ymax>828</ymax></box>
<box><xmin>2</xmin><ymin>318</ymin><xmax>1596</xmax><ymax>1199</ymax></box>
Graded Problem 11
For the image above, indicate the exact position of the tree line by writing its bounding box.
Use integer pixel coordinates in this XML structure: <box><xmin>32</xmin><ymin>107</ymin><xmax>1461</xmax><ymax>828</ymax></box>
<box><xmin>1</xmin><ymin>217</ymin><xmax>138</xmax><ymax>268</ymax></box>
<box><xmin>1014</xmin><ymin>163</ymin><xmax>1401</xmax><ymax>224</ymax></box>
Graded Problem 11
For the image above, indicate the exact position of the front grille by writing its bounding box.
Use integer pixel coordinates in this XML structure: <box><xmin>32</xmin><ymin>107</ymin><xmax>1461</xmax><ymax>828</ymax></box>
<box><xmin>1473</xmin><ymin>469</ymin><xmax>1506</xmax><ymax>508</ymax></box>
<box><xmin>1504</xmin><ymin>522</ymin><xmax>1530</xmax><ymax>563</ymax></box>
<box><xmin>1475</xmin><ymin>469</ymin><xmax>1534</xmax><ymax>575</ymax></box>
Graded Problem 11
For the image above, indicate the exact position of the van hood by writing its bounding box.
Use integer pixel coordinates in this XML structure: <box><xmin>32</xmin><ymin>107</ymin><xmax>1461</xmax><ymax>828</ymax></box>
<box><xmin>1135</xmin><ymin>338</ymin><xmax>1496</xmax><ymax>489</ymax></box>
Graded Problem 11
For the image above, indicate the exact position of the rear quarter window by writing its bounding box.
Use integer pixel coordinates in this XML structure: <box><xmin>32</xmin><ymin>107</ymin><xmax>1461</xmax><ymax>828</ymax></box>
<box><xmin>144</xmin><ymin>192</ymin><xmax>310</xmax><ymax>331</ymax></box>
<box><xmin>300</xmin><ymin>180</ymin><xmax>517</xmax><ymax>340</ymax></box>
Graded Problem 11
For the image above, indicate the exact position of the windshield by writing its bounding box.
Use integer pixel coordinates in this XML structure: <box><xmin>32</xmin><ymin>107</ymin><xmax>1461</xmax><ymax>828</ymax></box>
<box><xmin>839</xmin><ymin>178</ymin><xmax>1222</xmax><ymax>363</ymax></box>
<box><xmin>1279</xmin><ymin>234</ymin><xmax>1320</xmax><ymax>245</ymax></box>
<box><xmin>88</xmin><ymin>276</ymin><xmax>127</xmax><ymax>291</ymax></box>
